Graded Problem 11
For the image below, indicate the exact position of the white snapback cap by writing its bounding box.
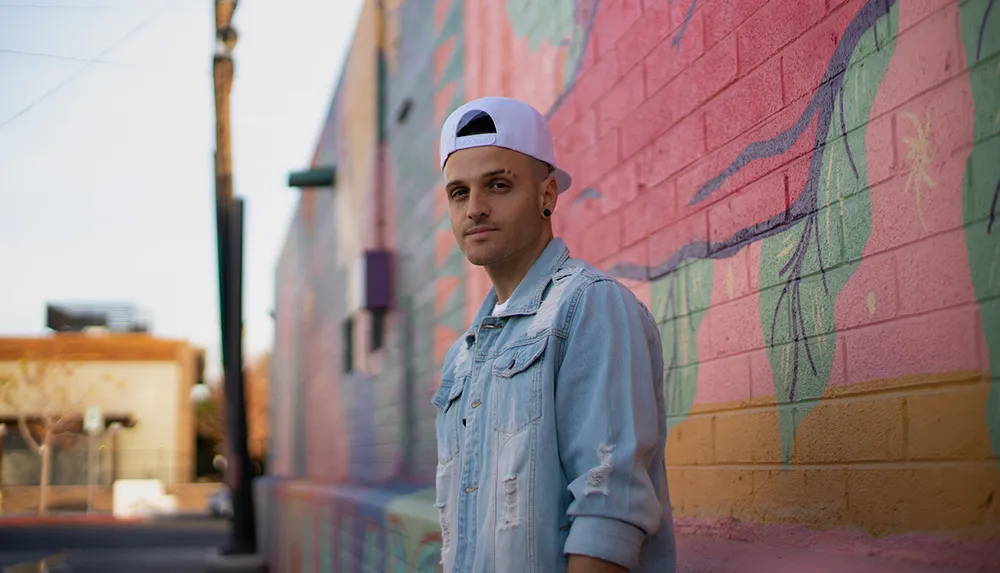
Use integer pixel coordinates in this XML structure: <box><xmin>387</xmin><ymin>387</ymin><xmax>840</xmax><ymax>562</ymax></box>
<box><xmin>439</xmin><ymin>96</ymin><xmax>573</xmax><ymax>194</ymax></box>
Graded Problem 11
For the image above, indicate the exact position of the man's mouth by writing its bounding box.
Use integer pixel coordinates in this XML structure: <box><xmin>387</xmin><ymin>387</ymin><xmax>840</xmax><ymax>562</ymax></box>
<box><xmin>465</xmin><ymin>227</ymin><xmax>498</xmax><ymax>236</ymax></box>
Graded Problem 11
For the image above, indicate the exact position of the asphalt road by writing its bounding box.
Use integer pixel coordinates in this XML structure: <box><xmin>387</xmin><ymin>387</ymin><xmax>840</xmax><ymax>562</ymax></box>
<box><xmin>0</xmin><ymin>515</ymin><xmax>229</xmax><ymax>573</ymax></box>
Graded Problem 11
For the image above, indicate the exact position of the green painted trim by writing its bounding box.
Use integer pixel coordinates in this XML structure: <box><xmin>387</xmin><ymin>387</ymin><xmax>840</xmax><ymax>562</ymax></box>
<box><xmin>288</xmin><ymin>166</ymin><xmax>336</xmax><ymax>188</ymax></box>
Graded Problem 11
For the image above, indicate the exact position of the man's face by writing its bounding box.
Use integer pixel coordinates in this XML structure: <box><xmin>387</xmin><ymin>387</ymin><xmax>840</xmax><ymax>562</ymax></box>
<box><xmin>444</xmin><ymin>146</ymin><xmax>551</xmax><ymax>267</ymax></box>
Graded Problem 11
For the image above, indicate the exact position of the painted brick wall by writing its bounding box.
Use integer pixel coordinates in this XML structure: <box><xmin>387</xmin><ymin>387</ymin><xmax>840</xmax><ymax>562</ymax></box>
<box><xmin>265</xmin><ymin>0</ymin><xmax>1000</xmax><ymax>569</ymax></box>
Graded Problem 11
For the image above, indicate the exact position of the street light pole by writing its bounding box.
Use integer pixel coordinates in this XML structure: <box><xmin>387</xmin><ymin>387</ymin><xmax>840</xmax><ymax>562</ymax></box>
<box><xmin>212</xmin><ymin>0</ymin><xmax>257</xmax><ymax>556</ymax></box>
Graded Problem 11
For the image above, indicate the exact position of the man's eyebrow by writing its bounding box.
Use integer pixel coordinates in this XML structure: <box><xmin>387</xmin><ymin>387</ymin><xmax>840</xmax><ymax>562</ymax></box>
<box><xmin>482</xmin><ymin>168</ymin><xmax>515</xmax><ymax>179</ymax></box>
<box><xmin>446</xmin><ymin>168</ymin><xmax>516</xmax><ymax>190</ymax></box>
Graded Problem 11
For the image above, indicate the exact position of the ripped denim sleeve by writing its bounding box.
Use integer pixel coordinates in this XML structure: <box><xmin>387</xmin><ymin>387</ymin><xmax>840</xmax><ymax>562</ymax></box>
<box><xmin>555</xmin><ymin>278</ymin><xmax>665</xmax><ymax>571</ymax></box>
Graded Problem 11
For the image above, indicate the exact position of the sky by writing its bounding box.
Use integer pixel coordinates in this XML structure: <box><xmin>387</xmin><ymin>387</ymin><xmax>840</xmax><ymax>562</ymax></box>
<box><xmin>0</xmin><ymin>0</ymin><xmax>364</xmax><ymax>380</ymax></box>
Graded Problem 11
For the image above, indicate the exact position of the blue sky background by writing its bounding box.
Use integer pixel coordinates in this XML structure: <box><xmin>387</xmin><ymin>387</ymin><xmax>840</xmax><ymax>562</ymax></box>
<box><xmin>0</xmin><ymin>0</ymin><xmax>364</xmax><ymax>379</ymax></box>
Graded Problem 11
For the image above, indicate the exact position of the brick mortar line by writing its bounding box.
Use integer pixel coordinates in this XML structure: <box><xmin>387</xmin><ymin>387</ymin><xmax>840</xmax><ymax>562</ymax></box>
<box><xmin>666</xmin><ymin>459</ymin><xmax>998</xmax><ymax>470</ymax></box>
<box><xmin>672</xmin><ymin>373</ymin><xmax>989</xmax><ymax>418</ymax></box>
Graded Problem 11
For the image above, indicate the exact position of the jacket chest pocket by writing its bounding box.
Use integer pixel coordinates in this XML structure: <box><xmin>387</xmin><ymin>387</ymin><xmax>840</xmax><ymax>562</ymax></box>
<box><xmin>491</xmin><ymin>336</ymin><xmax>548</xmax><ymax>434</ymax></box>
<box><xmin>432</xmin><ymin>377</ymin><xmax>465</xmax><ymax>464</ymax></box>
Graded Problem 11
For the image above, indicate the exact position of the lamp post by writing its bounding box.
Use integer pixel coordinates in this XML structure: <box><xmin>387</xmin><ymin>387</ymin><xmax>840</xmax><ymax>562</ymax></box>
<box><xmin>212</xmin><ymin>0</ymin><xmax>257</xmax><ymax>556</ymax></box>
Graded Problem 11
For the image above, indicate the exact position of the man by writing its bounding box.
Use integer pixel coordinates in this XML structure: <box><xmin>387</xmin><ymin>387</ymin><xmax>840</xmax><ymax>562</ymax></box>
<box><xmin>433</xmin><ymin>96</ymin><xmax>676</xmax><ymax>573</ymax></box>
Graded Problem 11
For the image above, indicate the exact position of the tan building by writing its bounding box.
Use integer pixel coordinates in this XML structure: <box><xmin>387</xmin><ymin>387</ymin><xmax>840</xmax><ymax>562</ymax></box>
<box><xmin>0</xmin><ymin>332</ymin><xmax>203</xmax><ymax>488</ymax></box>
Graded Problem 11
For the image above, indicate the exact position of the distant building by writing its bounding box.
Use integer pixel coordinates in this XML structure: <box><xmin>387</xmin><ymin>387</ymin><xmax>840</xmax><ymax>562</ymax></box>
<box><xmin>0</xmin><ymin>332</ymin><xmax>204</xmax><ymax>487</ymax></box>
<box><xmin>45</xmin><ymin>302</ymin><xmax>153</xmax><ymax>334</ymax></box>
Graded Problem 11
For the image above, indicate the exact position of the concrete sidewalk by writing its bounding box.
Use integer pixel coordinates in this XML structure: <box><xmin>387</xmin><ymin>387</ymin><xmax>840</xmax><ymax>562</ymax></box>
<box><xmin>674</xmin><ymin>519</ymin><xmax>1000</xmax><ymax>573</ymax></box>
<box><xmin>677</xmin><ymin>534</ymin><xmax>998</xmax><ymax>572</ymax></box>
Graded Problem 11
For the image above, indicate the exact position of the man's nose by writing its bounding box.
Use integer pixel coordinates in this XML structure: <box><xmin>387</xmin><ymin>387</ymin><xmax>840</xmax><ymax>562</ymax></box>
<box><xmin>466</xmin><ymin>189</ymin><xmax>489</xmax><ymax>220</ymax></box>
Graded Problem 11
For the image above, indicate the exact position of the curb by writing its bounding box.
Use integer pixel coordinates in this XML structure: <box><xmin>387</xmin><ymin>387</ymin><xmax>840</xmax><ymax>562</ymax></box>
<box><xmin>0</xmin><ymin>514</ymin><xmax>144</xmax><ymax>526</ymax></box>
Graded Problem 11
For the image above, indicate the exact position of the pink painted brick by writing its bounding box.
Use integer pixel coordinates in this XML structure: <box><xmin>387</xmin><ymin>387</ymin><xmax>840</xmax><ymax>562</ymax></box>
<box><xmin>623</xmin><ymin>178</ymin><xmax>677</xmax><ymax>246</ymax></box>
<box><xmin>647</xmin><ymin>15</ymin><xmax>728</xmax><ymax>99</ymax></box>
<box><xmin>736</xmin><ymin>0</ymin><xmax>826</xmax><ymax>74</ymax></box>
<box><xmin>702</xmin><ymin>0</ymin><xmax>769</xmax><ymax>49</ymax></box>
<box><xmin>694</xmin><ymin>353</ymin><xmax>752</xmax><ymax>407</ymax></box>
<box><xmin>557</xmin><ymin>106</ymin><xmax>598</xmax><ymax>158</ymax></box>
<box><xmin>547</xmin><ymin>92</ymin><xmax>579</xmax><ymax>136</ymax></box>
<box><xmin>892</xmin><ymin>76</ymin><xmax>976</xmax><ymax>173</ymax></box>
<box><xmin>626</xmin><ymin>30</ymin><xmax>729</xmax><ymax>160</ymax></box>
<box><xmin>596</xmin><ymin>156</ymin><xmax>641</xmax><ymax>217</ymax></box>
<box><xmin>643</xmin><ymin>9</ymin><xmax>707</xmax><ymax>94</ymax></box>
<box><xmin>617</xmin><ymin>1</ymin><xmax>672</xmax><ymax>73</ymax></box>
<box><xmin>613</xmin><ymin>238</ymin><xmax>650</xmax><ymax>279</ymax></box>
<box><xmin>704</xmin><ymin>57</ymin><xmax>784</xmax><ymax>150</ymax></box>
<box><xmin>896</xmin><ymin>0</ymin><xmax>960</xmax><ymax>36</ymax></box>
<box><xmin>783</xmin><ymin>153</ymin><xmax>814</xmax><ymax>210</ymax></box>
<box><xmin>564</xmin><ymin>188</ymin><xmax>606</xmax><ymax>231</ymax></box>
<box><xmin>675</xmin><ymin>148</ymin><xmax>738</xmax><ymax>212</ymax></box>
<box><xmin>864</xmin><ymin>112</ymin><xmax>897</xmax><ymax>187</ymax></box>
<box><xmin>648</xmin><ymin>211</ymin><xmax>709</xmax><ymax>269</ymax></box>
<box><xmin>578</xmin><ymin>210</ymin><xmax>623</xmax><ymax>263</ymax></box>
<box><xmin>707</xmin><ymin>170</ymin><xmax>787</xmax><ymax>245</ymax></box>
<box><xmin>568</xmin><ymin>49</ymin><xmax>621</xmax><ymax>115</ymax></box>
<box><xmin>873</xmin><ymin>6</ymin><xmax>963</xmax><ymax>113</ymax></box>
<box><xmin>598</xmin><ymin>63</ymin><xmax>646</xmax><ymax>138</ymax></box>
<box><xmin>619</xmin><ymin>91</ymin><xmax>675</xmax><ymax>161</ymax></box>
<box><xmin>779</xmin><ymin>0</ymin><xmax>861</xmax><ymax>105</ymax></box>
<box><xmin>690</xmin><ymin>92</ymin><xmax>814</xmax><ymax>206</ymax></box>
<box><xmin>707</xmin><ymin>293</ymin><xmax>765</xmax><ymax>359</ymax></box>
<box><xmin>860</xmin><ymin>98</ymin><xmax>969</xmax><ymax>256</ymax></box>
<box><xmin>608</xmin><ymin>155</ymin><xmax>646</xmax><ymax>209</ymax></box>
<box><xmin>844</xmin><ymin>306</ymin><xmax>982</xmax><ymax>384</ymax></box>
<box><xmin>576</xmin><ymin>129</ymin><xmax>622</xmax><ymax>188</ymax></box>
<box><xmin>633</xmin><ymin>113</ymin><xmax>705</xmax><ymax>188</ymax></box>
<box><xmin>594</xmin><ymin>0</ymin><xmax>644</xmax><ymax>53</ymax></box>
<box><xmin>894</xmin><ymin>230</ymin><xmax>980</xmax><ymax>317</ymax></box>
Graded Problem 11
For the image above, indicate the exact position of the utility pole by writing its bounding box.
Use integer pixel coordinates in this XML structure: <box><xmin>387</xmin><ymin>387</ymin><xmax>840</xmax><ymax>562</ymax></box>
<box><xmin>212</xmin><ymin>0</ymin><xmax>257</xmax><ymax>556</ymax></box>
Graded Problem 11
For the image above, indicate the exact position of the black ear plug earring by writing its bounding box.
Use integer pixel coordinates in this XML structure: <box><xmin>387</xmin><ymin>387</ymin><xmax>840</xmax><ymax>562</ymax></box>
<box><xmin>543</xmin><ymin>208</ymin><xmax>552</xmax><ymax>218</ymax></box>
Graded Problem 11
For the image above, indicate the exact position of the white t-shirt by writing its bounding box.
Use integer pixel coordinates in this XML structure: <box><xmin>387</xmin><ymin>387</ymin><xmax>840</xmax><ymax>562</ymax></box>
<box><xmin>492</xmin><ymin>299</ymin><xmax>510</xmax><ymax>316</ymax></box>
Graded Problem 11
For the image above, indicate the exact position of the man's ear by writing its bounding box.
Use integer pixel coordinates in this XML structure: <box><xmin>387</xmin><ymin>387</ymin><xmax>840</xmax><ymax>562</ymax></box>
<box><xmin>540</xmin><ymin>173</ymin><xmax>558</xmax><ymax>213</ymax></box>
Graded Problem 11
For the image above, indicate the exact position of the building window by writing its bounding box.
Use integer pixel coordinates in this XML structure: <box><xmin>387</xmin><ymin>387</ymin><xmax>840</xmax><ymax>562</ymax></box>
<box><xmin>343</xmin><ymin>317</ymin><xmax>354</xmax><ymax>373</ymax></box>
<box><xmin>370</xmin><ymin>309</ymin><xmax>386</xmax><ymax>351</ymax></box>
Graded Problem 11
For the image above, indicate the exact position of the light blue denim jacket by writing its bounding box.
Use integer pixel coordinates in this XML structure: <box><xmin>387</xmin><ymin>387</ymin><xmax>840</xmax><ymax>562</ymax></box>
<box><xmin>432</xmin><ymin>237</ymin><xmax>676</xmax><ymax>573</ymax></box>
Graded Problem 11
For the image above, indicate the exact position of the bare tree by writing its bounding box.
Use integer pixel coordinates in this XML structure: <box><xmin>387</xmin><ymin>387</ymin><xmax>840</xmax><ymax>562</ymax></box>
<box><xmin>0</xmin><ymin>354</ymin><xmax>99</xmax><ymax>515</ymax></box>
<box><xmin>197</xmin><ymin>352</ymin><xmax>271</xmax><ymax>466</ymax></box>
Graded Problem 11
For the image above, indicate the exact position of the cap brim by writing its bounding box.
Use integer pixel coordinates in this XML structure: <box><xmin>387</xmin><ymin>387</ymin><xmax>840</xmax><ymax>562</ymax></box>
<box><xmin>553</xmin><ymin>168</ymin><xmax>572</xmax><ymax>195</ymax></box>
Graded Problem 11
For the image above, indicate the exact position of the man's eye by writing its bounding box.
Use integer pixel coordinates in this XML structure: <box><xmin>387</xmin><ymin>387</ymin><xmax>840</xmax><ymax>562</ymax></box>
<box><xmin>451</xmin><ymin>189</ymin><xmax>468</xmax><ymax>199</ymax></box>
<box><xmin>490</xmin><ymin>181</ymin><xmax>510</xmax><ymax>190</ymax></box>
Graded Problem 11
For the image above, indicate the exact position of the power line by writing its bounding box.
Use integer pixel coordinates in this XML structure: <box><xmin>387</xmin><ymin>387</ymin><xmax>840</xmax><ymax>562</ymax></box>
<box><xmin>0</xmin><ymin>47</ymin><xmax>121</xmax><ymax>65</ymax></box>
<box><xmin>0</xmin><ymin>48</ymin><xmax>212</xmax><ymax>78</ymax></box>
<box><xmin>0</xmin><ymin>0</ymin><xmax>177</xmax><ymax>131</ymax></box>
<box><xmin>0</xmin><ymin>48</ymin><xmax>213</xmax><ymax>80</ymax></box>
<box><xmin>0</xmin><ymin>1</ymin><xmax>187</xmax><ymax>9</ymax></box>
<box><xmin>0</xmin><ymin>4</ymin><xmax>116</xmax><ymax>8</ymax></box>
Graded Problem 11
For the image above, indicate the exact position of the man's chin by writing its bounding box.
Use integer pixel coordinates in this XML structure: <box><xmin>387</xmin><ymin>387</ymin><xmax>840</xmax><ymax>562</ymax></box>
<box><xmin>462</xmin><ymin>247</ymin><xmax>504</xmax><ymax>267</ymax></box>
<box><xmin>464</xmin><ymin>254</ymin><xmax>496</xmax><ymax>267</ymax></box>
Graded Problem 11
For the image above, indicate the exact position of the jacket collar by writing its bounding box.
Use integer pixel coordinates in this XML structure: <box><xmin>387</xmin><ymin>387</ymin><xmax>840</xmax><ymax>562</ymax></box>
<box><xmin>463</xmin><ymin>237</ymin><xmax>570</xmax><ymax>341</ymax></box>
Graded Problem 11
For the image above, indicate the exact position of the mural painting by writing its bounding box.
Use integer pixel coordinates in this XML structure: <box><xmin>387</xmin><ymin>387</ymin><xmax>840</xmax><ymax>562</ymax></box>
<box><xmin>262</xmin><ymin>0</ymin><xmax>1000</xmax><ymax>570</ymax></box>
